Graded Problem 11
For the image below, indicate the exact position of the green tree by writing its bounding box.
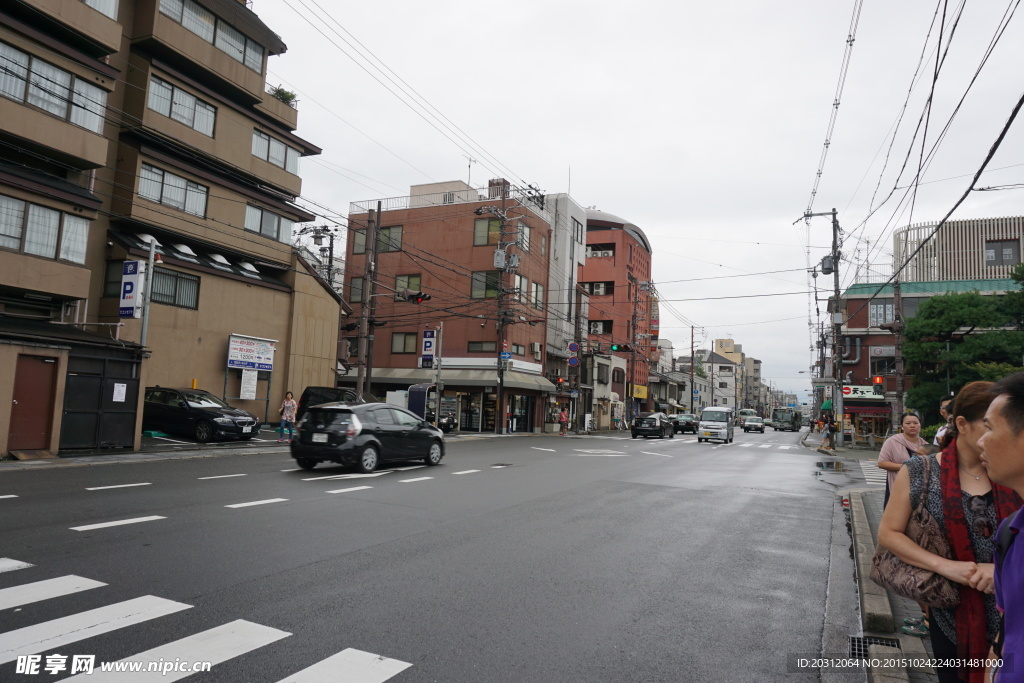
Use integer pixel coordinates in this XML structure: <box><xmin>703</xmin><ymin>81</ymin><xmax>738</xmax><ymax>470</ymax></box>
<box><xmin>1007</xmin><ymin>262</ymin><xmax>1024</xmax><ymax>329</ymax></box>
<box><xmin>903</xmin><ymin>291</ymin><xmax>1024</xmax><ymax>424</ymax></box>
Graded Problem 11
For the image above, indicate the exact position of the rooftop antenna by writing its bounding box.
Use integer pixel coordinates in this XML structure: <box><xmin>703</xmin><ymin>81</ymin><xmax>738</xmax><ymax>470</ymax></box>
<box><xmin>464</xmin><ymin>155</ymin><xmax>476</xmax><ymax>186</ymax></box>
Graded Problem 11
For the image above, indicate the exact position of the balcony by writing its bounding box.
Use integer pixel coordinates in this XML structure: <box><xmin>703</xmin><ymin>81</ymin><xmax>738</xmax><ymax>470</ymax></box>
<box><xmin>0</xmin><ymin>97</ymin><xmax>107</xmax><ymax>169</ymax></box>
<box><xmin>255</xmin><ymin>86</ymin><xmax>298</xmax><ymax>130</ymax></box>
<box><xmin>13</xmin><ymin>0</ymin><xmax>121</xmax><ymax>55</ymax></box>
<box><xmin>0</xmin><ymin>250</ymin><xmax>90</xmax><ymax>300</ymax></box>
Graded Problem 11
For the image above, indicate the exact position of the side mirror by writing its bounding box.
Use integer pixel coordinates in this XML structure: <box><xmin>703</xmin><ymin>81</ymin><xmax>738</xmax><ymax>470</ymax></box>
<box><xmin>177</xmin><ymin>401</ymin><xmax>187</xmax><ymax>409</ymax></box>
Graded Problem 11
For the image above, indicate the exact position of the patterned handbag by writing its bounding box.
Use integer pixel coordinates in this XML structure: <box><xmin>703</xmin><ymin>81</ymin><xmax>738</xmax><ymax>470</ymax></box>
<box><xmin>869</xmin><ymin>456</ymin><xmax>961</xmax><ymax>609</ymax></box>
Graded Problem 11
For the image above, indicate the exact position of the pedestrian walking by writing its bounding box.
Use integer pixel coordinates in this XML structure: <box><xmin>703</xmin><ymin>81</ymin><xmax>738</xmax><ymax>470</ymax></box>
<box><xmin>820</xmin><ymin>414</ymin><xmax>835</xmax><ymax>450</ymax></box>
<box><xmin>559</xmin><ymin>408</ymin><xmax>568</xmax><ymax>436</ymax></box>
<box><xmin>878</xmin><ymin>412</ymin><xmax>929</xmax><ymax>508</ymax></box>
<box><xmin>977</xmin><ymin>372</ymin><xmax>1024</xmax><ymax>683</ymax></box>
<box><xmin>935</xmin><ymin>396</ymin><xmax>955</xmax><ymax>446</ymax></box>
<box><xmin>279</xmin><ymin>391</ymin><xmax>297</xmax><ymax>443</ymax></box>
<box><xmin>878</xmin><ymin>382</ymin><xmax>1021</xmax><ymax>682</ymax></box>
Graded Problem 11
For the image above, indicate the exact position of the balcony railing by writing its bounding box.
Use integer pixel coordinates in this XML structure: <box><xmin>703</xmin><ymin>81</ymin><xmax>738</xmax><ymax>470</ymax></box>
<box><xmin>350</xmin><ymin>185</ymin><xmax>550</xmax><ymax>218</ymax></box>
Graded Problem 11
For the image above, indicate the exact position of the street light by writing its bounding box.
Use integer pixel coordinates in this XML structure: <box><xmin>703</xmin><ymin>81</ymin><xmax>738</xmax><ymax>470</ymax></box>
<box><xmin>296</xmin><ymin>224</ymin><xmax>340</xmax><ymax>287</ymax></box>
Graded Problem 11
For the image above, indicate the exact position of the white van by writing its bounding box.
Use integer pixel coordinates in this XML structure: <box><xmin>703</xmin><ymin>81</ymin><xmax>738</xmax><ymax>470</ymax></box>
<box><xmin>698</xmin><ymin>407</ymin><xmax>734</xmax><ymax>443</ymax></box>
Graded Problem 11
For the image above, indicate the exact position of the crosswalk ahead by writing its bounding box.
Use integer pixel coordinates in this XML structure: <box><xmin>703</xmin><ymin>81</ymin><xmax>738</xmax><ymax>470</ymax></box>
<box><xmin>859</xmin><ymin>461</ymin><xmax>889</xmax><ymax>485</ymax></box>
<box><xmin>0</xmin><ymin>559</ymin><xmax>411</xmax><ymax>681</ymax></box>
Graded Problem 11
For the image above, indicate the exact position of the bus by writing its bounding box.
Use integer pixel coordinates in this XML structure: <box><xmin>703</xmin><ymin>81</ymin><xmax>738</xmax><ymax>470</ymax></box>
<box><xmin>771</xmin><ymin>408</ymin><xmax>801</xmax><ymax>432</ymax></box>
<box><xmin>736</xmin><ymin>408</ymin><xmax>757</xmax><ymax>426</ymax></box>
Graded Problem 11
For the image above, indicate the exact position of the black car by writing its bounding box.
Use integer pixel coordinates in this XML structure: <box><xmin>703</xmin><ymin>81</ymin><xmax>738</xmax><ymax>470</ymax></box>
<box><xmin>143</xmin><ymin>387</ymin><xmax>260</xmax><ymax>442</ymax></box>
<box><xmin>631</xmin><ymin>412</ymin><xmax>674</xmax><ymax>439</ymax></box>
<box><xmin>290</xmin><ymin>401</ymin><xmax>445</xmax><ymax>472</ymax></box>
<box><xmin>296</xmin><ymin>386</ymin><xmax>363</xmax><ymax>421</ymax></box>
<box><xmin>673</xmin><ymin>414</ymin><xmax>697</xmax><ymax>434</ymax></box>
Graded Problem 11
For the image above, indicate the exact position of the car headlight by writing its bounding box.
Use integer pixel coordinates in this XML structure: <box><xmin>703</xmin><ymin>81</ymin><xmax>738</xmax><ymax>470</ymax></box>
<box><xmin>213</xmin><ymin>417</ymin><xmax>234</xmax><ymax>425</ymax></box>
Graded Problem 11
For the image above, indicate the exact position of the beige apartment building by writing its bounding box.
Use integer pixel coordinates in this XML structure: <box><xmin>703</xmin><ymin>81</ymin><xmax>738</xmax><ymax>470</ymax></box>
<box><xmin>1</xmin><ymin>0</ymin><xmax>339</xmax><ymax>457</ymax></box>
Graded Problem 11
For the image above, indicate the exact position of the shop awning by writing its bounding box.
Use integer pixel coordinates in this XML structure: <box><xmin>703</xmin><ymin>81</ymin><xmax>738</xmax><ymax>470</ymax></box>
<box><xmin>367</xmin><ymin>367</ymin><xmax>557</xmax><ymax>392</ymax></box>
<box><xmin>821</xmin><ymin>400</ymin><xmax>833</xmax><ymax>410</ymax></box>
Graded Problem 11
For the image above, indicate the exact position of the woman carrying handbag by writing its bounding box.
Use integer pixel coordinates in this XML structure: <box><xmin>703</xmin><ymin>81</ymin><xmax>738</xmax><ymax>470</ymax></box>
<box><xmin>877</xmin><ymin>382</ymin><xmax>1022</xmax><ymax>683</ymax></box>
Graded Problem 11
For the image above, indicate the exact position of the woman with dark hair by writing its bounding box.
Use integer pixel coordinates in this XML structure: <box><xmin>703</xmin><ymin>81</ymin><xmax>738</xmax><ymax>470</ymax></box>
<box><xmin>878</xmin><ymin>382</ymin><xmax>1022</xmax><ymax>683</ymax></box>
<box><xmin>878</xmin><ymin>411</ymin><xmax>928</xmax><ymax>508</ymax></box>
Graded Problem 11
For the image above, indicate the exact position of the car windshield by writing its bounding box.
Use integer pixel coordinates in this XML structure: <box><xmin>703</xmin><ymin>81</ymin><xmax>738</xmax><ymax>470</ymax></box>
<box><xmin>701</xmin><ymin>410</ymin><xmax>729</xmax><ymax>423</ymax></box>
<box><xmin>680</xmin><ymin>415</ymin><xmax>694</xmax><ymax>420</ymax></box>
<box><xmin>746</xmin><ymin>417</ymin><xmax>762</xmax><ymax>423</ymax></box>
<box><xmin>182</xmin><ymin>392</ymin><xmax>230</xmax><ymax>409</ymax></box>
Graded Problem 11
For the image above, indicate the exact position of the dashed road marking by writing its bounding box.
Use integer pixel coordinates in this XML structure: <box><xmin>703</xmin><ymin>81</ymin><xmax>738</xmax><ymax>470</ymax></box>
<box><xmin>453</xmin><ymin>470</ymin><xmax>480</xmax><ymax>475</ymax></box>
<box><xmin>198</xmin><ymin>474</ymin><xmax>247</xmax><ymax>480</ymax></box>
<box><xmin>531</xmin><ymin>447</ymin><xmax>556</xmax><ymax>452</ymax></box>
<box><xmin>71</xmin><ymin>516</ymin><xmax>166</xmax><ymax>531</ymax></box>
<box><xmin>399</xmin><ymin>477</ymin><xmax>433</xmax><ymax>483</ymax></box>
<box><xmin>85</xmin><ymin>483</ymin><xmax>152</xmax><ymax>491</ymax></box>
<box><xmin>0</xmin><ymin>495</ymin><xmax>17</xmax><ymax>499</ymax></box>
<box><xmin>225</xmin><ymin>499</ymin><xmax>287</xmax><ymax>509</ymax></box>
<box><xmin>327</xmin><ymin>486</ymin><xmax>373</xmax><ymax>494</ymax></box>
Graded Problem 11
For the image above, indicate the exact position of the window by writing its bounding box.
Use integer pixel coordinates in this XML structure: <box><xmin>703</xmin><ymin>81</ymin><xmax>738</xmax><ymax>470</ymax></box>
<box><xmin>869</xmin><ymin>301</ymin><xmax>895</xmax><ymax>327</ymax></box>
<box><xmin>721</xmin><ymin>398</ymin><xmax>728</xmax><ymax>406</ymax></box>
<box><xmin>378</xmin><ymin>226</ymin><xmax>402</xmax><ymax>252</ymax></box>
<box><xmin>589</xmin><ymin>320</ymin><xmax>612</xmax><ymax>335</ymax></box>
<box><xmin>871</xmin><ymin>358</ymin><xmax>896</xmax><ymax>375</ymax></box>
<box><xmin>474</xmin><ymin>218</ymin><xmax>501</xmax><ymax>246</ymax></box>
<box><xmin>0</xmin><ymin>41</ymin><xmax>108</xmax><ymax>134</ymax></box>
<box><xmin>612</xmin><ymin>368</ymin><xmax>625</xmax><ymax>383</ymax></box>
<box><xmin>244</xmin><ymin>205</ymin><xmax>294</xmax><ymax>243</ymax></box>
<box><xmin>512</xmin><ymin>274</ymin><xmax>526</xmax><ymax>303</ymax></box>
<box><xmin>471</xmin><ymin>271</ymin><xmax>500</xmax><ymax>299</ymax></box>
<box><xmin>103</xmin><ymin>261</ymin><xmax>122</xmax><ymax>297</ymax></box>
<box><xmin>572</xmin><ymin>217</ymin><xmax>583</xmax><ymax>243</ymax></box>
<box><xmin>0</xmin><ymin>193</ymin><xmax>88</xmax><ymax>264</ymax></box>
<box><xmin>151</xmin><ymin>267</ymin><xmax>199</xmax><ymax>308</ymax></box>
<box><xmin>348</xmin><ymin>277</ymin><xmax>363</xmax><ymax>303</ymax></box>
<box><xmin>719</xmin><ymin>382</ymin><xmax>728</xmax><ymax>389</ymax></box>
<box><xmin>540</xmin><ymin>235</ymin><xmax>547</xmax><ymax>256</ymax></box>
<box><xmin>531</xmin><ymin>282</ymin><xmax>544</xmax><ymax>310</ymax></box>
<box><xmin>82</xmin><ymin>0</ymin><xmax>118</xmax><ymax>19</ymax></box>
<box><xmin>391</xmin><ymin>332</ymin><xmax>417</xmax><ymax>354</ymax></box>
<box><xmin>159</xmin><ymin>0</ymin><xmax>265</xmax><ymax>73</ymax></box>
<box><xmin>395</xmin><ymin>274</ymin><xmax>421</xmax><ymax>299</ymax></box>
<box><xmin>251</xmin><ymin>131</ymin><xmax>300</xmax><ymax>173</ymax></box>
<box><xmin>517</xmin><ymin>223</ymin><xmax>530</xmax><ymax>252</ymax></box>
<box><xmin>139</xmin><ymin>164</ymin><xmax>208</xmax><ymax>217</ymax></box>
<box><xmin>148</xmin><ymin>77</ymin><xmax>215</xmax><ymax>136</ymax></box>
<box><xmin>351</xmin><ymin>230</ymin><xmax>365</xmax><ymax>255</ymax></box>
<box><xmin>468</xmin><ymin>341</ymin><xmax>497</xmax><ymax>353</ymax></box>
<box><xmin>985</xmin><ymin>239</ymin><xmax>1021</xmax><ymax>267</ymax></box>
<box><xmin>511</xmin><ymin>343</ymin><xmax>525</xmax><ymax>355</ymax></box>
<box><xmin>597</xmin><ymin>364</ymin><xmax>609</xmax><ymax>384</ymax></box>
<box><xmin>391</xmin><ymin>409</ymin><xmax>421</xmax><ymax>427</ymax></box>
<box><xmin>719</xmin><ymin>366</ymin><xmax>731</xmax><ymax>373</ymax></box>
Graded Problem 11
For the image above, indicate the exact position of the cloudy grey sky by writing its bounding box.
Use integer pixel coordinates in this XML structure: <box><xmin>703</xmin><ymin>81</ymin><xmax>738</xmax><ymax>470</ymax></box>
<box><xmin>252</xmin><ymin>0</ymin><xmax>1024</xmax><ymax>397</ymax></box>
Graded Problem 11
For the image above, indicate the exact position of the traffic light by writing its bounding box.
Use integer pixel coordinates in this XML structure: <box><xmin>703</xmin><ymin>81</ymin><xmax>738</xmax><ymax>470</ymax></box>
<box><xmin>609</xmin><ymin>343</ymin><xmax>632</xmax><ymax>352</ymax></box>
<box><xmin>402</xmin><ymin>289</ymin><xmax>431</xmax><ymax>304</ymax></box>
<box><xmin>556</xmin><ymin>377</ymin><xmax>565</xmax><ymax>390</ymax></box>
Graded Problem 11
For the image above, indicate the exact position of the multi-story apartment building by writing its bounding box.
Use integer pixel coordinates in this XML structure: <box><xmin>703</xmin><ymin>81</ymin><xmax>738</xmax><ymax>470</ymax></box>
<box><xmin>344</xmin><ymin>179</ymin><xmax>557</xmax><ymax>433</ymax></box>
<box><xmin>743</xmin><ymin>356</ymin><xmax>763</xmax><ymax>412</ymax></box>
<box><xmin>581</xmin><ymin>209</ymin><xmax>653</xmax><ymax>419</ymax></box>
<box><xmin>713</xmin><ymin>338</ymin><xmax>745</xmax><ymax>409</ymax></box>
<box><xmin>1</xmin><ymin>0</ymin><xmax>338</xmax><ymax>457</ymax></box>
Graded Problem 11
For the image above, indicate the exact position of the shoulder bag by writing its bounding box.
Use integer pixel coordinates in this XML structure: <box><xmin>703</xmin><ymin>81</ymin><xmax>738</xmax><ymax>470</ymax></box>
<box><xmin>869</xmin><ymin>456</ymin><xmax>960</xmax><ymax>608</ymax></box>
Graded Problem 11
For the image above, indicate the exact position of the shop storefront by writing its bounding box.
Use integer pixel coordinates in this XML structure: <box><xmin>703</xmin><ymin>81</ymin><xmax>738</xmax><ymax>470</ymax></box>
<box><xmin>844</xmin><ymin>404</ymin><xmax>893</xmax><ymax>440</ymax></box>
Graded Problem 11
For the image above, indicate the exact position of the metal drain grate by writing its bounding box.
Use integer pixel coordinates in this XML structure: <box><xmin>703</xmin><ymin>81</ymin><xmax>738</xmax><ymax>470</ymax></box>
<box><xmin>849</xmin><ymin>636</ymin><xmax>900</xmax><ymax>658</ymax></box>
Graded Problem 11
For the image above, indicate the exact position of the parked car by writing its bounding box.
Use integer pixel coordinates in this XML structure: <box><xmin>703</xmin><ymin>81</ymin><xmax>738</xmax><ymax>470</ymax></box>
<box><xmin>672</xmin><ymin>413</ymin><xmax>697</xmax><ymax>434</ymax></box>
<box><xmin>290</xmin><ymin>401</ymin><xmax>445</xmax><ymax>472</ymax></box>
<box><xmin>742</xmin><ymin>416</ymin><xmax>766</xmax><ymax>433</ymax></box>
<box><xmin>296</xmin><ymin>386</ymin><xmax>363</xmax><ymax>421</ymax></box>
<box><xmin>143</xmin><ymin>387</ymin><xmax>260</xmax><ymax>442</ymax></box>
<box><xmin>631</xmin><ymin>412</ymin><xmax>674</xmax><ymax>439</ymax></box>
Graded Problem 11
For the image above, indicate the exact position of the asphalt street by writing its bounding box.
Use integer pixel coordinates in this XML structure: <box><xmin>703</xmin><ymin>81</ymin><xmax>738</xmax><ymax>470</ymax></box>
<box><xmin>0</xmin><ymin>427</ymin><xmax>863</xmax><ymax>682</ymax></box>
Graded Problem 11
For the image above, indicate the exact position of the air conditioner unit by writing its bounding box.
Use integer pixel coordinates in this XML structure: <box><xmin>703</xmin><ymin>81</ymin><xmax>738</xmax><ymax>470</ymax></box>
<box><xmin>530</xmin><ymin>342</ymin><xmax>542</xmax><ymax>353</ymax></box>
<box><xmin>592</xmin><ymin>283</ymin><xmax>606</xmax><ymax>295</ymax></box>
<box><xmin>598</xmin><ymin>250</ymin><xmax>612</xmax><ymax>257</ymax></box>
<box><xmin>590</xmin><ymin>322</ymin><xmax>604</xmax><ymax>334</ymax></box>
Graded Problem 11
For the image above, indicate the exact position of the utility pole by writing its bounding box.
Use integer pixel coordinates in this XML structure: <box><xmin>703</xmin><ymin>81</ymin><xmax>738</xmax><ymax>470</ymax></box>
<box><xmin>893</xmin><ymin>278</ymin><xmax>906</xmax><ymax>428</ymax></box>
<box><xmin>356</xmin><ymin>207</ymin><xmax>379</xmax><ymax>397</ymax></box>
<box><xmin>690</xmin><ymin>326</ymin><xmax>695</xmax><ymax>413</ymax></box>
<box><xmin>434</xmin><ymin>321</ymin><xmax>444</xmax><ymax>425</ymax></box>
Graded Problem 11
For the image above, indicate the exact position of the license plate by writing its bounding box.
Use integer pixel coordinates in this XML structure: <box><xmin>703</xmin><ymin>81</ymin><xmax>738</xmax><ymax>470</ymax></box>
<box><xmin>312</xmin><ymin>433</ymin><xmax>328</xmax><ymax>443</ymax></box>
<box><xmin>703</xmin><ymin>431</ymin><xmax>712</xmax><ymax>436</ymax></box>
<box><xmin>242</xmin><ymin>426</ymin><xmax>251</xmax><ymax>433</ymax></box>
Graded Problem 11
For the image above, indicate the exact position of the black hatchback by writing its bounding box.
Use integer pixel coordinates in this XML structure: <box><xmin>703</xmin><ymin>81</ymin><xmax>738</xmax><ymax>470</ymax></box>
<box><xmin>142</xmin><ymin>387</ymin><xmax>260</xmax><ymax>442</ymax></box>
<box><xmin>290</xmin><ymin>402</ymin><xmax>445</xmax><ymax>472</ymax></box>
<box><xmin>631</xmin><ymin>412</ymin><xmax>674</xmax><ymax>439</ymax></box>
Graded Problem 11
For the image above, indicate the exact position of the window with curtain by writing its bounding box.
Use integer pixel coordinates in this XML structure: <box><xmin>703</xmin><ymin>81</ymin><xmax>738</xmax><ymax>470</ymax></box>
<box><xmin>244</xmin><ymin>205</ymin><xmax>292</xmax><ymax>242</ymax></box>
<box><xmin>0</xmin><ymin>193</ymin><xmax>89</xmax><ymax>264</ymax></box>
<box><xmin>70</xmin><ymin>80</ymin><xmax>105</xmax><ymax>133</ymax></box>
<box><xmin>474</xmin><ymin>218</ymin><xmax>501</xmax><ymax>246</ymax></box>
<box><xmin>138</xmin><ymin>164</ymin><xmax>208</xmax><ymax>217</ymax></box>
<box><xmin>24</xmin><ymin>204</ymin><xmax>60</xmax><ymax>258</ymax></box>
<box><xmin>251</xmin><ymin>131</ymin><xmax>301</xmax><ymax>172</ymax></box>
<box><xmin>0</xmin><ymin>43</ymin><xmax>28</xmax><ymax>101</ymax></box>
<box><xmin>27</xmin><ymin>60</ymin><xmax>70</xmax><ymax>117</ymax></box>
<box><xmin>149</xmin><ymin>77</ymin><xmax>215</xmax><ymax>137</ymax></box>
<box><xmin>532</xmin><ymin>282</ymin><xmax>544</xmax><ymax>310</ymax></box>
<box><xmin>82</xmin><ymin>0</ymin><xmax>118</xmax><ymax>19</ymax></box>
<box><xmin>58</xmin><ymin>215</ymin><xmax>88</xmax><ymax>263</ymax></box>
<box><xmin>0</xmin><ymin>195</ymin><xmax>25</xmax><ymax>250</ymax></box>
<box><xmin>159</xmin><ymin>0</ymin><xmax>265</xmax><ymax>73</ymax></box>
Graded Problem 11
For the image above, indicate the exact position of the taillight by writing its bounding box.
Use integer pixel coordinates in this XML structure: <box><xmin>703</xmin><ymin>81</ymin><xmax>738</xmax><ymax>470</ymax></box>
<box><xmin>346</xmin><ymin>415</ymin><xmax>362</xmax><ymax>438</ymax></box>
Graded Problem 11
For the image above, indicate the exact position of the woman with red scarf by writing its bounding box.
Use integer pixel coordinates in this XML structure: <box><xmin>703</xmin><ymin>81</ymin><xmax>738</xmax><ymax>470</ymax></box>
<box><xmin>878</xmin><ymin>381</ymin><xmax>1022</xmax><ymax>683</ymax></box>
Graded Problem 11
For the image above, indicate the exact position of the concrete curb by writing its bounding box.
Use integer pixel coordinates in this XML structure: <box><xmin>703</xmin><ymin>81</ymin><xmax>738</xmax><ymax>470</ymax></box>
<box><xmin>850</xmin><ymin>491</ymin><xmax>896</xmax><ymax>634</ymax></box>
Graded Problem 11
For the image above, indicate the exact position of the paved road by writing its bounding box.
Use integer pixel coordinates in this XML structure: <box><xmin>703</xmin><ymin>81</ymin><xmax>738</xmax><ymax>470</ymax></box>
<box><xmin>0</xmin><ymin>427</ymin><xmax>858</xmax><ymax>681</ymax></box>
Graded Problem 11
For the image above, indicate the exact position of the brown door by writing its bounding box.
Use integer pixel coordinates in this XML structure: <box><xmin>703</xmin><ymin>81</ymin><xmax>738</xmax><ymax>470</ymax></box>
<box><xmin>9</xmin><ymin>355</ymin><xmax>57</xmax><ymax>451</ymax></box>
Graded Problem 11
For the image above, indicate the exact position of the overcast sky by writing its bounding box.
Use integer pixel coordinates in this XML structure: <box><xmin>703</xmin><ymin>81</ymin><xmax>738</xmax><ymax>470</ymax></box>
<box><xmin>252</xmin><ymin>0</ymin><xmax>1024</xmax><ymax>398</ymax></box>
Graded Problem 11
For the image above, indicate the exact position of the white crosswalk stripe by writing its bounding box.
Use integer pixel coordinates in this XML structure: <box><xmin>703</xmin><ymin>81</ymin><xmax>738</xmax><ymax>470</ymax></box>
<box><xmin>859</xmin><ymin>461</ymin><xmax>888</xmax><ymax>485</ymax></box>
<box><xmin>0</xmin><ymin>564</ymin><xmax>414</xmax><ymax>681</ymax></box>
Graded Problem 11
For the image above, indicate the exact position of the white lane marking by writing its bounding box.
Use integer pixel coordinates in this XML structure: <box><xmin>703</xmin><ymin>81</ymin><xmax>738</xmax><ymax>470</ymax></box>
<box><xmin>491</xmin><ymin>465</ymin><xmax>509</xmax><ymax>469</ymax></box>
<box><xmin>0</xmin><ymin>495</ymin><xmax>18</xmax><ymax>499</ymax></box>
<box><xmin>225</xmin><ymin>498</ymin><xmax>287</xmax><ymax>509</ymax></box>
<box><xmin>640</xmin><ymin>452</ymin><xmax>673</xmax><ymax>457</ymax></box>
<box><xmin>778</xmin><ymin>446</ymin><xmax>793</xmax><ymax>450</ymax></box>
<box><xmin>71</xmin><ymin>516</ymin><xmax>166</xmax><ymax>531</ymax></box>
<box><xmin>453</xmin><ymin>470</ymin><xmax>480</xmax><ymax>475</ymax></box>
<box><xmin>0</xmin><ymin>558</ymin><xmax>33</xmax><ymax>573</ymax></box>
<box><xmin>276</xmin><ymin>647</ymin><xmax>412</xmax><ymax>683</ymax></box>
<box><xmin>63</xmin><ymin>619</ymin><xmax>290</xmax><ymax>682</ymax></box>
<box><xmin>0</xmin><ymin>596</ymin><xmax>191</xmax><ymax>665</ymax></box>
<box><xmin>327</xmin><ymin>486</ymin><xmax>373</xmax><ymax>494</ymax></box>
<box><xmin>737</xmin><ymin>443</ymin><xmax>754</xmax><ymax>448</ymax></box>
<box><xmin>572</xmin><ymin>449</ymin><xmax>628</xmax><ymax>456</ymax></box>
<box><xmin>390</xmin><ymin>465</ymin><xmax>426</xmax><ymax>471</ymax></box>
<box><xmin>281</xmin><ymin>468</ymin><xmax>302</xmax><ymax>472</ymax></box>
<box><xmin>399</xmin><ymin>477</ymin><xmax>433</xmax><ymax>483</ymax></box>
<box><xmin>302</xmin><ymin>470</ymin><xmax>396</xmax><ymax>482</ymax></box>
<box><xmin>85</xmin><ymin>483</ymin><xmax>152</xmax><ymax>491</ymax></box>
<box><xmin>531</xmin><ymin>447</ymin><xmax>556</xmax><ymax>452</ymax></box>
<box><xmin>198</xmin><ymin>474</ymin><xmax>248</xmax><ymax>480</ymax></box>
<box><xmin>0</xmin><ymin>575</ymin><xmax>106</xmax><ymax>611</ymax></box>
<box><xmin>683</xmin><ymin>439</ymin><xmax>698</xmax><ymax>443</ymax></box>
<box><xmin>759</xmin><ymin>444</ymin><xmax>772</xmax><ymax>449</ymax></box>
<box><xmin>152</xmin><ymin>437</ymin><xmax>192</xmax><ymax>444</ymax></box>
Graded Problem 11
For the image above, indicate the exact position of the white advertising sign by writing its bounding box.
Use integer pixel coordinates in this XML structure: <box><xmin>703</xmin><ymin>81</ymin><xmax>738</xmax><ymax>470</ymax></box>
<box><xmin>870</xmin><ymin>346</ymin><xmax>896</xmax><ymax>357</ymax></box>
<box><xmin>842</xmin><ymin>385</ymin><xmax>881</xmax><ymax>398</ymax></box>
<box><xmin>227</xmin><ymin>334</ymin><xmax>277</xmax><ymax>371</ymax></box>
<box><xmin>118</xmin><ymin>261</ymin><xmax>145</xmax><ymax>319</ymax></box>
<box><xmin>112</xmin><ymin>383</ymin><xmax>127</xmax><ymax>403</ymax></box>
<box><xmin>240</xmin><ymin>370</ymin><xmax>258</xmax><ymax>400</ymax></box>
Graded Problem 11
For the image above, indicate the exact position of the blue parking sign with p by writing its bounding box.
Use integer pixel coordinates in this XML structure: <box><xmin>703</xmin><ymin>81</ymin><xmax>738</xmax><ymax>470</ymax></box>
<box><xmin>119</xmin><ymin>260</ymin><xmax>144</xmax><ymax>318</ymax></box>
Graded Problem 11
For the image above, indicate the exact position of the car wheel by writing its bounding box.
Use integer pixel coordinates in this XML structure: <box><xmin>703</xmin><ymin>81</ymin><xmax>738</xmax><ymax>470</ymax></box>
<box><xmin>698</xmin><ymin>438</ymin><xmax>704</xmax><ymax>443</ymax></box>
<box><xmin>194</xmin><ymin>420</ymin><xmax>213</xmax><ymax>443</ymax></box>
<box><xmin>356</xmin><ymin>445</ymin><xmax>378</xmax><ymax>473</ymax></box>
<box><xmin>296</xmin><ymin>458</ymin><xmax>317</xmax><ymax>470</ymax></box>
<box><xmin>424</xmin><ymin>441</ymin><xmax>444</xmax><ymax>466</ymax></box>
<box><xmin>631</xmin><ymin>432</ymin><xmax>638</xmax><ymax>439</ymax></box>
<box><xmin>669</xmin><ymin>430</ymin><xmax>675</xmax><ymax>439</ymax></box>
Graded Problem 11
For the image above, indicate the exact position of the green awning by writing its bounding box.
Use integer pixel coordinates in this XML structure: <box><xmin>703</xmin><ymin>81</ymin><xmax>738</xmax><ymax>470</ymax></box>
<box><xmin>821</xmin><ymin>400</ymin><xmax>833</xmax><ymax>410</ymax></box>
